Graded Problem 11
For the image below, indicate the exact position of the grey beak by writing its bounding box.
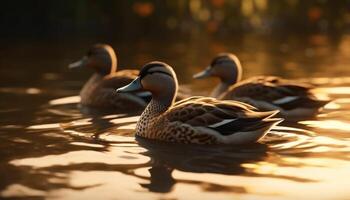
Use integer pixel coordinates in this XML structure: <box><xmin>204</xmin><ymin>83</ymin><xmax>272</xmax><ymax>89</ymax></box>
<box><xmin>68</xmin><ymin>56</ymin><xmax>88</xmax><ymax>69</ymax></box>
<box><xmin>116</xmin><ymin>77</ymin><xmax>142</xmax><ymax>93</ymax></box>
<box><xmin>193</xmin><ymin>66</ymin><xmax>212</xmax><ymax>79</ymax></box>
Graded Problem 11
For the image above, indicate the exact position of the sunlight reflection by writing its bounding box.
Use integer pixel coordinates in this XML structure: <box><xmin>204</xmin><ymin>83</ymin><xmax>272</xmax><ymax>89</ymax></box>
<box><xmin>26</xmin><ymin>88</ymin><xmax>41</xmax><ymax>95</ymax></box>
<box><xmin>98</xmin><ymin>134</ymin><xmax>136</xmax><ymax>143</ymax></box>
<box><xmin>170</xmin><ymin>167</ymin><xmax>350</xmax><ymax>199</ymax></box>
<box><xmin>0</xmin><ymin>87</ymin><xmax>42</xmax><ymax>95</ymax></box>
<box><xmin>48</xmin><ymin>171</ymin><xmax>153</xmax><ymax>200</ymax></box>
<box><xmin>49</xmin><ymin>96</ymin><xmax>81</xmax><ymax>105</ymax></box>
<box><xmin>0</xmin><ymin>184</ymin><xmax>45</xmax><ymax>198</ymax></box>
<box><xmin>62</xmin><ymin>118</ymin><xmax>93</xmax><ymax>127</ymax></box>
<box><xmin>63</xmin><ymin>130</ymin><xmax>92</xmax><ymax>138</ymax></box>
<box><xmin>242</xmin><ymin>157</ymin><xmax>349</xmax><ymax>179</ymax></box>
<box><xmin>324</xmin><ymin>102</ymin><xmax>341</xmax><ymax>109</ymax></box>
<box><xmin>310</xmin><ymin>77</ymin><xmax>350</xmax><ymax>85</ymax></box>
<box><xmin>314</xmin><ymin>87</ymin><xmax>350</xmax><ymax>95</ymax></box>
<box><xmin>272</xmin><ymin>125</ymin><xmax>316</xmax><ymax>136</ymax></box>
<box><xmin>10</xmin><ymin>150</ymin><xmax>150</xmax><ymax>168</ymax></box>
<box><xmin>110</xmin><ymin>116</ymin><xmax>139</xmax><ymax>124</ymax></box>
<box><xmin>300</xmin><ymin>120</ymin><xmax>350</xmax><ymax>132</ymax></box>
<box><xmin>262</xmin><ymin>131</ymin><xmax>310</xmax><ymax>150</ymax></box>
<box><xmin>312</xmin><ymin>136</ymin><xmax>350</xmax><ymax>151</ymax></box>
<box><xmin>334</xmin><ymin>98</ymin><xmax>350</xmax><ymax>103</ymax></box>
<box><xmin>12</xmin><ymin>138</ymin><xmax>31</xmax><ymax>144</ymax></box>
<box><xmin>70</xmin><ymin>142</ymin><xmax>104</xmax><ymax>148</ymax></box>
<box><xmin>27</xmin><ymin>123</ymin><xmax>61</xmax><ymax>130</ymax></box>
<box><xmin>102</xmin><ymin>114</ymin><xmax>127</xmax><ymax>119</ymax></box>
<box><xmin>116</xmin><ymin>124</ymin><xmax>137</xmax><ymax>130</ymax></box>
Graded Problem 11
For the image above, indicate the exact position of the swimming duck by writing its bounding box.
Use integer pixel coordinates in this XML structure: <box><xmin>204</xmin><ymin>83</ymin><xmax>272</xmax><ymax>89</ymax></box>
<box><xmin>68</xmin><ymin>44</ymin><xmax>152</xmax><ymax>110</ymax></box>
<box><xmin>193</xmin><ymin>53</ymin><xmax>329</xmax><ymax>118</ymax></box>
<box><xmin>116</xmin><ymin>61</ymin><xmax>282</xmax><ymax>145</ymax></box>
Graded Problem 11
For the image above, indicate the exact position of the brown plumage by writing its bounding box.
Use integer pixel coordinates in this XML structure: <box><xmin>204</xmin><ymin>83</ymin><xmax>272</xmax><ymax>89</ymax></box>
<box><xmin>116</xmin><ymin>62</ymin><xmax>282</xmax><ymax>145</ymax></box>
<box><xmin>194</xmin><ymin>53</ymin><xmax>330</xmax><ymax>119</ymax></box>
<box><xmin>79</xmin><ymin>70</ymin><xmax>147</xmax><ymax>110</ymax></box>
<box><xmin>69</xmin><ymin>44</ymin><xmax>150</xmax><ymax>111</ymax></box>
<box><xmin>69</xmin><ymin>44</ymin><xmax>187</xmax><ymax>111</ymax></box>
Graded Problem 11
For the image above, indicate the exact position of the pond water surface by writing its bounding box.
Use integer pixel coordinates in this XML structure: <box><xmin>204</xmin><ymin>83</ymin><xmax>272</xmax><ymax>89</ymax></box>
<box><xmin>1</xmin><ymin>34</ymin><xmax>350</xmax><ymax>200</ymax></box>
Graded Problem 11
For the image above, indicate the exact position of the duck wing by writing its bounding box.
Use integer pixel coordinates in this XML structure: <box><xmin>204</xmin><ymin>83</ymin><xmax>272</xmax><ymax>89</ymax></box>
<box><xmin>166</xmin><ymin>97</ymin><xmax>280</xmax><ymax>135</ymax></box>
<box><xmin>262</xmin><ymin>77</ymin><xmax>329</xmax><ymax>109</ymax></box>
<box><xmin>224</xmin><ymin>76</ymin><xmax>328</xmax><ymax>109</ymax></box>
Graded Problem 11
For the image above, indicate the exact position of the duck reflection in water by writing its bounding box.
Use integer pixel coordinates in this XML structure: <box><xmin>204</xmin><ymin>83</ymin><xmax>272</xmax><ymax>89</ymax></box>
<box><xmin>136</xmin><ymin>136</ymin><xmax>267</xmax><ymax>193</ymax></box>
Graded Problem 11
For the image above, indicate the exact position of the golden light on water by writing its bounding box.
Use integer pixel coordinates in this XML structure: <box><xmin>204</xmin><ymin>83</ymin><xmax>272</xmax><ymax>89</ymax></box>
<box><xmin>25</xmin><ymin>88</ymin><xmax>41</xmax><ymax>95</ymax></box>
<box><xmin>324</xmin><ymin>102</ymin><xmax>341</xmax><ymax>109</ymax></box>
<box><xmin>70</xmin><ymin>142</ymin><xmax>105</xmax><ymax>148</ymax></box>
<box><xmin>0</xmin><ymin>184</ymin><xmax>46</xmax><ymax>198</ymax></box>
<box><xmin>49</xmin><ymin>96</ymin><xmax>81</xmax><ymax>105</ymax></box>
<box><xmin>10</xmin><ymin>148</ymin><xmax>150</xmax><ymax>168</ymax></box>
<box><xmin>27</xmin><ymin>123</ymin><xmax>61</xmax><ymax>130</ymax></box>
<box><xmin>110</xmin><ymin>116</ymin><xmax>139</xmax><ymax>124</ymax></box>
<box><xmin>300</xmin><ymin>120</ymin><xmax>350</xmax><ymax>132</ymax></box>
<box><xmin>314</xmin><ymin>87</ymin><xmax>350</xmax><ymax>95</ymax></box>
<box><xmin>116</xmin><ymin>124</ymin><xmax>137</xmax><ymax>130</ymax></box>
<box><xmin>2</xmin><ymin>1</ymin><xmax>350</xmax><ymax>199</ymax></box>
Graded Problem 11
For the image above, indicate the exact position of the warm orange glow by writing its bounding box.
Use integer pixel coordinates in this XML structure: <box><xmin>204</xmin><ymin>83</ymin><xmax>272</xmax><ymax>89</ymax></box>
<box><xmin>314</xmin><ymin>87</ymin><xmax>350</xmax><ymax>95</ymax></box>
<box><xmin>211</xmin><ymin>0</ymin><xmax>225</xmax><ymax>8</ymax></box>
<box><xmin>324</xmin><ymin>102</ymin><xmax>341</xmax><ymax>109</ymax></box>
<box><xmin>308</xmin><ymin>7</ymin><xmax>322</xmax><ymax>22</ymax></box>
<box><xmin>110</xmin><ymin>116</ymin><xmax>139</xmax><ymax>124</ymax></box>
<box><xmin>26</xmin><ymin>88</ymin><xmax>41</xmax><ymax>95</ymax></box>
<box><xmin>132</xmin><ymin>2</ymin><xmax>154</xmax><ymax>17</ymax></box>
<box><xmin>300</xmin><ymin>120</ymin><xmax>350</xmax><ymax>132</ymax></box>
<box><xmin>10</xmin><ymin>149</ymin><xmax>150</xmax><ymax>168</ymax></box>
<box><xmin>1</xmin><ymin>184</ymin><xmax>45</xmax><ymax>198</ymax></box>
<box><xmin>49</xmin><ymin>96</ymin><xmax>80</xmax><ymax>105</ymax></box>
<box><xmin>27</xmin><ymin>123</ymin><xmax>60</xmax><ymax>130</ymax></box>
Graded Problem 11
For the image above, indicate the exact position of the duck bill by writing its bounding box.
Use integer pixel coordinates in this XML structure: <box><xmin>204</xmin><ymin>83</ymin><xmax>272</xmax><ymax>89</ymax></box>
<box><xmin>193</xmin><ymin>67</ymin><xmax>212</xmax><ymax>79</ymax></box>
<box><xmin>116</xmin><ymin>77</ymin><xmax>142</xmax><ymax>93</ymax></box>
<box><xmin>68</xmin><ymin>56</ymin><xmax>88</xmax><ymax>69</ymax></box>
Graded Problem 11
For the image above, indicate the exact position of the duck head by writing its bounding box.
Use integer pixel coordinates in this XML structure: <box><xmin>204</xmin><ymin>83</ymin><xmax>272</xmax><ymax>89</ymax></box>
<box><xmin>68</xmin><ymin>44</ymin><xmax>117</xmax><ymax>75</ymax></box>
<box><xmin>117</xmin><ymin>61</ymin><xmax>178</xmax><ymax>106</ymax></box>
<box><xmin>193</xmin><ymin>53</ymin><xmax>242</xmax><ymax>85</ymax></box>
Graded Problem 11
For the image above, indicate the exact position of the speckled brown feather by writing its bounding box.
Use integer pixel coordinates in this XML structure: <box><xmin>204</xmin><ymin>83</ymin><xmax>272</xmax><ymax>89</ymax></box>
<box><xmin>219</xmin><ymin>76</ymin><xmax>327</xmax><ymax>109</ymax></box>
<box><xmin>136</xmin><ymin>97</ymin><xmax>279</xmax><ymax>144</ymax></box>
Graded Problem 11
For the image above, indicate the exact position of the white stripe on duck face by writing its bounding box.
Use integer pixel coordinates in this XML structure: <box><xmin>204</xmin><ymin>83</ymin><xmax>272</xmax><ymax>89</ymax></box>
<box><xmin>273</xmin><ymin>96</ymin><xmax>299</xmax><ymax>105</ymax></box>
<box><xmin>209</xmin><ymin>119</ymin><xmax>238</xmax><ymax>128</ymax></box>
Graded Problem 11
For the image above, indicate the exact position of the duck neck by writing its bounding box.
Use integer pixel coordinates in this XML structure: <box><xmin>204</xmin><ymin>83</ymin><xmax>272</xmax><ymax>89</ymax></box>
<box><xmin>136</xmin><ymin>85</ymin><xmax>177</xmax><ymax>134</ymax></box>
<box><xmin>210</xmin><ymin>82</ymin><xmax>230</xmax><ymax>98</ymax></box>
<box><xmin>109</xmin><ymin>51</ymin><xmax>117</xmax><ymax>74</ymax></box>
<box><xmin>144</xmin><ymin>99</ymin><xmax>170</xmax><ymax>117</ymax></box>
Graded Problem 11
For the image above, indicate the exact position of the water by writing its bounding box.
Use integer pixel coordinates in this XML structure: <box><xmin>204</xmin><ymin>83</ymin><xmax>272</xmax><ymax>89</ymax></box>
<box><xmin>1</xmin><ymin>34</ymin><xmax>350</xmax><ymax>200</ymax></box>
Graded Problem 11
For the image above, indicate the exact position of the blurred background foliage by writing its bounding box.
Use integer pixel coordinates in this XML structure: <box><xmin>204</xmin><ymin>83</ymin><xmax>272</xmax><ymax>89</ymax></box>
<box><xmin>1</xmin><ymin>0</ymin><xmax>350</xmax><ymax>86</ymax></box>
<box><xmin>1</xmin><ymin>0</ymin><xmax>350</xmax><ymax>40</ymax></box>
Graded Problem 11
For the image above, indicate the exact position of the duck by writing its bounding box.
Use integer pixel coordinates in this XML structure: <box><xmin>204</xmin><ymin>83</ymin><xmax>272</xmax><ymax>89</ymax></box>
<box><xmin>69</xmin><ymin>44</ymin><xmax>189</xmax><ymax>111</ymax></box>
<box><xmin>68</xmin><ymin>44</ymin><xmax>154</xmax><ymax>111</ymax></box>
<box><xmin>116</xmin><ymin>61</ymin><xmax>282</xmax><ymax>145</ymax></box>
<box><xmin>193</xmin><ymin>53</ymin><xmax>330</xmax><ymax>119</ymax></box>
